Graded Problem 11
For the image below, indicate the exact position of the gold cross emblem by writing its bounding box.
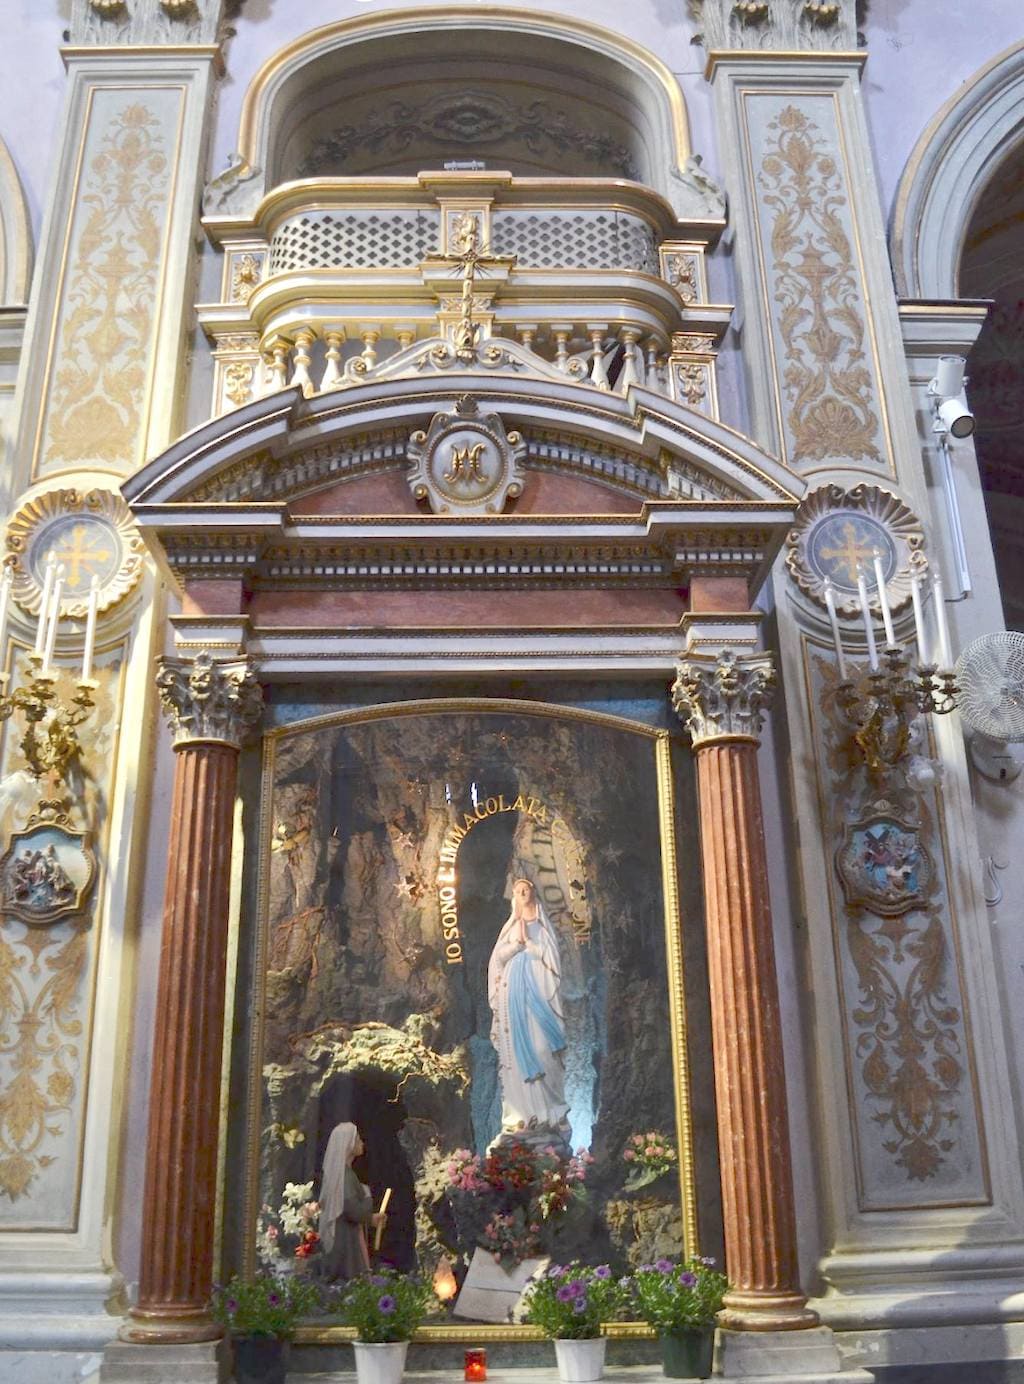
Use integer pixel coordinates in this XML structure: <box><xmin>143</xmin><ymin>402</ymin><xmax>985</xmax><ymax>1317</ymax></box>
<box><xmin>818</xmin><ymin>520</ymin><xmax>877</xmax><ymax>585</ymax></box>
<box><xmin>445</xmin><ymin>442</ymin><xmax>487</xmax><ymax>485</ymax></box>
<box><xmin>51</xmin><ymin>522</ymin><xmax>113</xmax><ymax>589</ymax></box>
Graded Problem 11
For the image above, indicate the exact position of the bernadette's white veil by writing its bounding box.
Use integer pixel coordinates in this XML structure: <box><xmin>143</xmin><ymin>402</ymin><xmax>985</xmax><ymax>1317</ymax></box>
<box><xmin>318</xmin><ymin>1121</ymin><xmax>359</xmax><ymax>1255</ymax></box>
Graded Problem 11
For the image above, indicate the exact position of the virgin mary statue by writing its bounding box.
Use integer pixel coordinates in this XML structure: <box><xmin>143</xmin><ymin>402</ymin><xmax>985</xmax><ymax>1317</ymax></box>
<box><xmin>487</xmin><ymin>877</ymin><xmax>570</xmax><ymax>1145</ymax></box>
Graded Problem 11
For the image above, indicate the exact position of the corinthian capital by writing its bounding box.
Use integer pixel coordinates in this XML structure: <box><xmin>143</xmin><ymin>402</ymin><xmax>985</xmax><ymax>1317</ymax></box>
<box><xmin>156</xmin><ymin>651</ymin><xmax>263</xmax><ymax>750</ymax></box>
<box><xmin>687</xmin><ymin>0</ymin><xmax>857</xmax><ymax>53</ymax></box>
<box><xmin>672</xmin><ymin>650</ymin><xmax>776</xmax><ymax>747</ymax></box>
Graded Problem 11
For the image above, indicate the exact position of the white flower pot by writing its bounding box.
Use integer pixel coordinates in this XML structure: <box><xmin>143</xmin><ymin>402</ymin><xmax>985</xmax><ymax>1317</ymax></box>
<box><xmin>554</xmin><ymin>1336</ymin><xmax>607</xmax><ymax>1383</ymax></box>
<box><xmin>353</xmin><ymin>1340</ymin><xmax>409</xmax><ymax>1384</ymax></box>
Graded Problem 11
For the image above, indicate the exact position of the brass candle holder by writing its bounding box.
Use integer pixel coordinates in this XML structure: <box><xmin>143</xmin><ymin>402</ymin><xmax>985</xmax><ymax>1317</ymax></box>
<box><xmin>836</xmin><ymin>645</ymin><xmax>958</xmax><ymax>778</ymax></box>
<box><xmin>0</xmin><ymin>653</ymin><xmax>98</xmax><ymax>787</ymax></box>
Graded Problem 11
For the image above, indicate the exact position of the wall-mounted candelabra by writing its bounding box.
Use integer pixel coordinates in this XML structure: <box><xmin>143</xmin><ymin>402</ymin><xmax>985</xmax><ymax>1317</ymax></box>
<box><xmin>0</xmin><ymin>556</ymin><xmax>100</xmax><ymax>789</ymax></box>
<box><xmin>822</xmin><ymin>554</ymin><xmax>958</xmax><ymax>778</ymax></box>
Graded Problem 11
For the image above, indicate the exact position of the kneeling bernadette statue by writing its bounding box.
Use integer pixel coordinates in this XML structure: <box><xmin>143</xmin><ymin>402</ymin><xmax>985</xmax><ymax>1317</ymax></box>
<box><xmin>317</xmin><ymin>1121</ymin><xmax>382</xmax><ymax>1282</ymax></box>
<box><xmin>488</xmin><ymin>877</ymin><xmax>571</xmax><ymax>1147</ymax></box>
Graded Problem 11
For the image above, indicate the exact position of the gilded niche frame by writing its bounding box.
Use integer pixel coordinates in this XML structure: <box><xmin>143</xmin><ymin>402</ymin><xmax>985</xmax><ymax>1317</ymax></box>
<box><xmin>238</xmin><ymin>697</ymin><xmax>700</xmax><ymax>1342</ymax></box>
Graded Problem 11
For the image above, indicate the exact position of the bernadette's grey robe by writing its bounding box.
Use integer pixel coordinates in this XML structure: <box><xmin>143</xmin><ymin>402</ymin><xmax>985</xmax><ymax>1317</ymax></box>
<box><xmin>321</xmin><ymin>1166</ymin><xmax>373</xmax><ymax>1282</ymax></box>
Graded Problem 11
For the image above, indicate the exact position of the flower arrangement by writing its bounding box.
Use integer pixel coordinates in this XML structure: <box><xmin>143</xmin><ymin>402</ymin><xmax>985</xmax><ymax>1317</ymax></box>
<box><xmin>334</xmin><ymin>1268</ymin><xmax>434</xmax><ymax>1343</ymax></box>
<box><xmin>211</xmin><ymin>1273</ymin><xmax>321</xmax><ymax>1339</ymax></box>
<box><xmin>622</xmin><ymin>1132</ymin><xmax>677</xmax><ymax>1191</ymax></box>
<box><xmin>522</xmin><ymin>1262</ymin><xmax>626</xmax><ymax>1340</ymax></box>
<box><xmin>626</xmin><ymin>1257</ymin><xmax>728</xmax><ymax>1334</ymax></box>
<box><xmin>442</xmin><ymin>1142</ymin><xmax>592</xmax><ymax>1269</ymax></box>
<box><xmin>256</xmin><ymin>1181</ymin><xmax>321</xmax><ymax>1268</ymax></box>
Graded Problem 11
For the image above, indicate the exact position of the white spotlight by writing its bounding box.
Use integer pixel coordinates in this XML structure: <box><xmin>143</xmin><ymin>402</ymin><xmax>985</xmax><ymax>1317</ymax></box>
<box><xmin>934</xmin><ymin>355</ymin><xmax>966</xmax><ymax>399</ymax></box>
<box><xmin>928</xmin><ymin>354</ymin><xmax>975</xmax><ymax>439</ymax></box>
<box><xmin>937</xmin><ymin>392</ymin><xmax>976</xmax><ymax>439</ymax></box>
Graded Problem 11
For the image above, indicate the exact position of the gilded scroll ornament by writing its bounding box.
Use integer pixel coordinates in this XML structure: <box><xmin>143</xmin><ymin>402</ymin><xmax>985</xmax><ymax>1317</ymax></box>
<box><xmin>671</xmin><ymin>650</ymin><xmax>776</xmax><ymax>746</ymax></box>
<box><xmin>230</xmin><ymin>252</ymin><xmax>264</xmax><ymax>304</ymax></box>
<box><xmin>5</xmin><ymin>487</ymin><xmax>144</xmax><ymax>619</ymax></box>
<box><xmin>786</xmin><ymin>483</ymin><xmax>926</xmax><ymax>618</ymax></box>
<box><xmin>758</xmin><ymin>107</ymin><xmax>883</xmax><ymax>469</ymax></box>
<box><xmin>41</xmin><ymin>104</ymin><xmax>169</xmax><ymax>471</ymax></box>
<box><xmin>156</xmin><ymin>650</ymin><xmax>263</xmax><ymax>749</ymax></box>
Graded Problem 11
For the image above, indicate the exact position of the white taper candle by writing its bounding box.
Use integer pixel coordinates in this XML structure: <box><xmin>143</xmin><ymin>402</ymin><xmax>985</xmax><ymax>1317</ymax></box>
<box><xmin>856</xmin><ymin>565</ymin><xmax>879</xmax><ymax>671</ymax></box>
<box><xmin>34</xmin><ymin>552</ymin><xmax>56</xmax><ymax>656</ymax></box>
<box><xmin>823</xmin><ymin>578</ymin><xmax>848</xmax><ymax>680</ymax></box>
<box><xmin>81</xmin><ymin>574</ymin><xmax>99</xmax><ymax>682</ymax></box>
<box><xmin>933</xmin><ymin>572</ymin><xmax>954</xmax><ymax>670</ymax></box>
<box><xmin>910</xmin><ymin>570</ymin><xmax>929</xmax><ymax>666</ymax></box>
<box><xmin>41</xmin><ymin>566</ymin><xmax>65</xmax><ymax>675</ymax></box>
<box><xmin>0</xmin><ymin>567</ymin><xmax>11</xmax><ymax>658</ymax></box>
<box><xmin>872</xmin><ymin>550</ymin><xmax>896</xmax><ymax>646</ymax></box>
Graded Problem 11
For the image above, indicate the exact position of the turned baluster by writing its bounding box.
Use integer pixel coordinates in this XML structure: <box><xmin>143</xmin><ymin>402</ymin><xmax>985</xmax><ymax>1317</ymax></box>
<box><xmin>288</xmin><ymin>328</ymin><xmax>316</xmax><ymax>397</ymax></box>
<box><xmin>588</xmin><ymin>326</ymin><xmax>610</xmax><ymax>390</ymax></box>
<box><xmin>320</xmin><ymin>329</ymin><xmax>345</xmax><ymax>390</ymax></box>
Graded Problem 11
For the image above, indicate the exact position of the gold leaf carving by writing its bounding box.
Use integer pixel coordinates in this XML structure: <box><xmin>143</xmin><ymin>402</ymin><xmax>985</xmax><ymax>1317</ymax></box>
<box><xmin>759</xmin><ymin>106</ymin><xmax>883</xmax><ymax>467</ymax></box>
<box><xmin>41</xmin><ymin>104</ymin><xmax>169</xmax><ymax>470</ymax></box>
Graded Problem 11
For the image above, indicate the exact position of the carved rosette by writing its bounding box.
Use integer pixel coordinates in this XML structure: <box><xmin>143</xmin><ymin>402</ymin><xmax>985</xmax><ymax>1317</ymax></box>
<box><xmin>156</xmin><ymin>651</ymin><xmax>262</xmax><ymax>750</ymax></box>
<box><xmin>672</xmin><ymin>651</ymin><xmax>776</xmax><ymax>747</ymax></box>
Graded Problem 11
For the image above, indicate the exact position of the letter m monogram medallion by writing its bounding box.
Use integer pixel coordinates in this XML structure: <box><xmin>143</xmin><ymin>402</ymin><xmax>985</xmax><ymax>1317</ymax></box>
<box><xmin>407</xmin><ymin>394</ymin><xmax>526</xmax><ymax>514</ymax></box>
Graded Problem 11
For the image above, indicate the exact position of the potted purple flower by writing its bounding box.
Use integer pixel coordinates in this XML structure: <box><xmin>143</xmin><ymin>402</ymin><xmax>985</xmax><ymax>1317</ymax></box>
<box><xmin>627</xmin><ymin>1257</ymin><xmax>728</xmax><ymax>1379</ymax></box>
<box><xmin>211</xmin><ymin>1273</ymin><xmax>320</xmax><ymax>1384</ymax></box>
<box><xmin>521</xmin><ymin>1262</ymin><xmax>626</xmax><ymax>1382</ymax></box>
<box><xmin>335</xmin><ymin>1268</ymin><xmax>434</xmax><ymax>1384</ymax></box>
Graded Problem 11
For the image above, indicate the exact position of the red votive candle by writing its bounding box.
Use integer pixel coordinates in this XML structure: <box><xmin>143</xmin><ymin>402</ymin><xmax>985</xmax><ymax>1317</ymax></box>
<box><xmin>465</xmin><ymin>1348</ymin><xmax>487</xmax><ymax>1381</ymax></box>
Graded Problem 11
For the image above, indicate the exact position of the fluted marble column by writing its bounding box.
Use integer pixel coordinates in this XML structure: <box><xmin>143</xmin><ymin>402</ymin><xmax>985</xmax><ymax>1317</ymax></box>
<box><xmin>673</xmin><ymin>650</ymin><xmax>817</xmax><ymax>1332</ymax></box>
<box><xmin>122</xmin><ymin>652</ymin><xmax>262</xmax><ymax>1344</ymax></box>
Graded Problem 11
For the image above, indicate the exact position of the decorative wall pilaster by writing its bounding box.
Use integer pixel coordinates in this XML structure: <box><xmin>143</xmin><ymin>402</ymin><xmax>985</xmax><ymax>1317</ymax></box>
<box><xmin>124</xmin><ymin>652</ymin><xmax>260</xmax><ymax>1342</ymax></box>
<box><xmin>0</xmin><ymin>4</ymin><xmax>231</xmax><ymax>1358</ymax></box>
<box><xmin>695</xmin><ymin>4</ymin><xmax>1024</xmax><ymax>1324</ymax></box>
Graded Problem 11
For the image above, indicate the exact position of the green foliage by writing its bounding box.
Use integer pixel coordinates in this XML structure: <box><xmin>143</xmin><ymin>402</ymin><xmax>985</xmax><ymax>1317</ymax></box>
<box><xmin>210</xmin><ymin>1273</ymin><xmax>320</xmax><ymax>1339</ymax></box>
<box><xmin>626</xmin><ymin>1257</ymin><xmax>728</xmax><ymax>1333</ymax></box>
<box><xmin>333</xmin><ymin>1268</ymin><xmax>434</xmax><ymax>1343</ymax></box>
<box><xmin>522</xmin><ymin>1262</ymin><xmax>627</xmax><ymax>1341</ymax></box>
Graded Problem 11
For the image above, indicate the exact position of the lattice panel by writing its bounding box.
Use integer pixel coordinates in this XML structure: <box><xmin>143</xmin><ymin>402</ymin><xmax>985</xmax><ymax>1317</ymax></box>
<box><xmin>490</xmin><ymin>211</ymin><xmax>659</xmax><ymax>272</ymax></box>
<box><xmin>267</xmin><ymin>208</ymin><xmax>660</xmax><ymax>274</ymax></box>
<box><xmin>268</xmin><ymin>211</ymin><xmax>441</xmax><ymax>272</ymax></box>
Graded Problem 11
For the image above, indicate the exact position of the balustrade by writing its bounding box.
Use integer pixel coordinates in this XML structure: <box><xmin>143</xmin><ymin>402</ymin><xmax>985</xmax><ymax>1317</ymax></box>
<box><xmin>200</xmin><ymin>174</ymin><xmax>731</xmax><ymax>416</ymax></box>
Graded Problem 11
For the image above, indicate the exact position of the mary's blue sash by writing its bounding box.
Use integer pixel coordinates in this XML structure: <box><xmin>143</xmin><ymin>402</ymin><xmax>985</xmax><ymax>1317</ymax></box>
<box><xmin>506</xmin><ymin>946</ymin><xmax>566</xmax><ymax>1081</ymax></box>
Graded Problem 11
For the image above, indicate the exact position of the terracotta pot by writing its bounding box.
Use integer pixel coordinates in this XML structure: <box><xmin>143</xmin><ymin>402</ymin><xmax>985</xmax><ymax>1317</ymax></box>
<box><xmin>554</xmin><ymin>1336</ymin><xmax>607</xmax><ymax>1383</ymax></box>
<box><xmin>232</xmin><ymin>1335</ymin><xmax>290</xmax><ymax>1384</ymax></box>
<box><xmin>660</xmin><ymin>1329</ymin><xmax>714</xmax><ymax>1379</ymax></box>
<box><xmin>353</xmin><ymin>1339</ymin><xmax>410</xmax><ymax>1384</ymax></box>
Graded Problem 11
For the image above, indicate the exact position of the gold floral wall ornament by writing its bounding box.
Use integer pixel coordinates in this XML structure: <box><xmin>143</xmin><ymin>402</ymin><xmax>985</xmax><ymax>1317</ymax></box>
<box><xmin>758</xmin><ymin>105</ymin><xmax>885</xmax><ymax>469</ymax></box>
<box><xmin>39</xmin><ymin>101</ymin><xmax>171</xmax><ymax>472</ymax></box>
<box><xmin>785</xmin><ymin>483</ymin><xmax>926</xmax><ymax>618</ymax></box>
<box><xmin>5</xmin><ymin>488</ymin><xmax>145</xmax><ymax>620</ymax></box>
<box><xmin>230</xmin><ymin>251</ymin><xmax>264</xmax><ymax>304</ymax></box>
